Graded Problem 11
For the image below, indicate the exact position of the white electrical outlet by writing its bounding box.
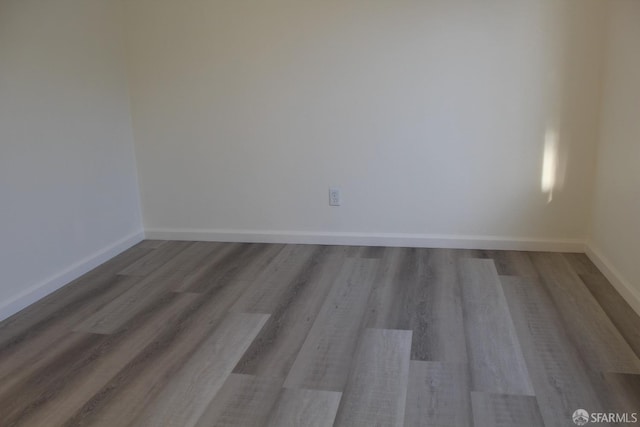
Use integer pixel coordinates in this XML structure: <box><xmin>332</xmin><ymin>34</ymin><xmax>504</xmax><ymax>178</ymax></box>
<box><xmin>329</xmin><ymin>187</ymin><xmax>341</xmax><ymax>206</ymax></box>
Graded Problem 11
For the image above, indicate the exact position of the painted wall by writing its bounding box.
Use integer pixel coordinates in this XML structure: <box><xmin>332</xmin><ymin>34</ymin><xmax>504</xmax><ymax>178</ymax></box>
<box><xmin>590</xmin><ymin>0</ymin><xmax>640</xmax><ymax>304</ymax></box>
<box><xmin>125</xmin><ymin>0</ymin><xmax>607</xmax><ymax>244</ymax></box>
<box><xmin>0</xmin><ymin>0</ymin><xmax>143</xmax><ymax>317</ymax></box>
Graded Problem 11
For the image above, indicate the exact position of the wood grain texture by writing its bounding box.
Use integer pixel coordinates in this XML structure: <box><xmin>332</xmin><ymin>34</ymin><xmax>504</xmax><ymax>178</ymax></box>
<box><xmin>194</xmin><ymin>374</ymin><xmax>282</xmax><ymax>427</ymax></box>
<box><xmin>0</xmin><ymin>274</ymin><xmax>142</xmax><ymax>393</ymax></box>
<box><xmin>364</xmin><ymin>248</ymin><xmax>468</xmax><ymax>362</ymax></box>
<box><xmin>233</xmin><ymin>251</ymin><xmax>344</xmax><ymax>378</ymax></box>
<box><xmin>602</xmin><ymin>373</ymin><xmax>640</xmax><ymax>413</ymax></box>
<box><xmin>471</xmin><ymin>392</ymin><xmax>545</xmax><ymax>427</ymax></box>
<box><xmin>176</xmin><ymin>243</ymin><xmax>285</xmax><ymax>294</ymax></box>
<box><xmin>265</xmin><ymin>387</ymin><xmax>342</xmax><ymax>427</ymax></box>
<box><xmin>404</xmin><ymin>361</ymin><xmax>472</xmax><ymax>427</ymax></box>
<box><xmin>529</xmin><ymin>252</ymin><xmax>640</xmax><ymax>373</ymax></box>
<box><xmin>0</xmin><ymin>242</ymin><xmax>637</xmax><ymax>426</ymax></box>
<box><xmin>0</xmin><ymin>247</ymin><xmax>152</xmax><ymax>348</ymax></box>
<box><xmin>578</xmin><ymin>272</ymin><xmax>640</xmax><ymax>358</ymax></box>
<box><xmin>65</xmin><ymin>281</ymin><xmax>261</xmax><ymax>426</ymax></box>
<box><xmin>333</xmin><ymin>328</ymin><xmax>412</xmax><ymax>427</ymax></box>
<box><xmin>284</xmin><ymin>259</ymin><xmax>379</xmax><ymax>391</ymax></box>
<box><xmin>230</xmin><ymin>244</ymin><xmax>318</xmax><ymax>313</ymax></box>
<box><xmin>118</xmin><ymin>241</ymin><xmax>193</xmax><ymax>276</ymax></box>
<box><xmin>500</xmin><ymin>275</ymin><xmax>607</xmax><ymax>427</ymax></box>
<box><xmin>0</xmin><ymin>292</ymin><xmax>200</xmax><ymax>427</ymax></box>
<box><xmin>475</xmin><ymin>250</ymin><xmax>539</xmax><ymax>277</ymax></box>
<box><xmin>133</xmin><ymin>311</ymin><xmax>269</xmax><ymax>427</ymax></box>
<box><xmin>75</xmin><ymin>242</ymin><xmax>220</xmax><ymax>334</ymax></box>
<box><xmin>458</xmin><ymin>258</ymin><xmax>534</xmax><ymax>395</ymax></box>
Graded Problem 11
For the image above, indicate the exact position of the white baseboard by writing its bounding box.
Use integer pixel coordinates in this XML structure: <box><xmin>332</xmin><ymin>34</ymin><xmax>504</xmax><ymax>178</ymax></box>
<box><xmin>585</xmin><ymin>243</ymin><xmax>640</xmax><ymax>317</ymax></box>
<box><xmin>0</xmin><ymin>230</ymin><xmax>145</xmax><ymax>322</ymax></box>
<box><xmin>145</xmin><ymin>228</ymin><xmax>586</xmax><ymax>253</ymax></box>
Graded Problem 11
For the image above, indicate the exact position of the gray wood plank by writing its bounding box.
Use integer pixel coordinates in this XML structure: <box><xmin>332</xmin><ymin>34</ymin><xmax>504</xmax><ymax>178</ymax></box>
<box><xmin>602</xmin><ymin>373</ymin><xmax>640</xmax><ymax>413</ymax></box>
<box><xmin>0</xmin><ymin>292</ymin><xmax>200</xmax><ymax>427</ymax></box>
<box><xmin>529</xmin><ymin>252</ymin><xmax>640</xmax><ymax>373</ymax></box>
<box><xmin>2</xmin><ymin>242</ymin><xmax>638</xmax><ymax>426</ymax></box>
<box><xmin>500</xmin><ymin>275</ymin><xmax>608</xmax><ymax>427</ymax></box>
<box><xmin>265</xmin><ymin>387</ymin><xmax>342</xmax><ymax>427</ymax></box>
<box><xmin>64</xmin><ymin>278</ymin><xmax>259</xmax><ymax>426</ymax></box>
<box><xmin>562</xmin><ymin>252</ymin><xmax>602</xmax><ymax>276</ymax></box>
<box><xmin>403</xmin><ymin>361</ymin><xmax>472</xmax><ymax>427</ymax></box>
<box><xmin>364</xmin><ymin>248</ymin><xmax>468</xmax><ymax>362</ymax></box>
<box><xmin>0</xmin><ymin>274</ymin><xmax>143</xmax><ymax>390</ymax></box>
<box><xmin>578</xmin><ymin>272</ymin><xmax>640</xmax><ymax>358</ymax></box>
<box><xmin>333</xmin><ymin>328</ymin><xmax>412</xmax><ymax>427</ymax></box>
<box><xmin>133</xmin><ymin>311</ymin><xmax>270</xmax><ymax>427</ymax></box>
<box><xmin>475</xmin><ymin>250</ymin><xmax>539</xmax><ymax>277</ymax></box>
<box><xmin>0</xmin><ymin>246</ymin><xmax>152</xmax><ymax>347</ymax></box>
<box><xmin>471</xmin><ymin>392</ymin><xmax>545</xmax><ymax>427</ymax></box>
<box><xmin>458</xmin><ymin>258</ymin><xmax>534</xmax><ymax>395</ymax></box>
<box><xmin>229</xmin><ymin>244</ymin><xmax>319</xmax><ymax>313</ymax></box>
<box><xmin>74</xmin><ymin>242</ymin><xmax>220</xmax><ymax>334</ymax></box>
<box><xmin>233</xmin><ymin>252</ymin><xmax>344</xmax><ymax>378</ymax></box>
<box><xmin>283</xmin><ymin>259</ymin><xmax>379</xmax><ymax>391</ymax></box>
<box><xmin>118</xmin><ymin>241</ymin><xmax>193</xmax><ymax>276</ymax></box>
<box><xmin>194</xmin><ymin>374</ymin><xmax>283</xmax><ymax>427</ymax></box>
<box><xmin>176</xmin><ymin>243</ymin><xmax>286</xmax><ymax>294</ymax></box>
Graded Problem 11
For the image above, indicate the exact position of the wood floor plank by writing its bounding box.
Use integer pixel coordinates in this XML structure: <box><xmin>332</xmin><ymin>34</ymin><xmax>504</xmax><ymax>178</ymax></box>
<box><xmin>458</xmin><ymin>258</ymin><xmax>534</xmax><ymax>395</ymax></box>
<box><xmin>265</xmin><ymin>387</ymin><xmax>342</xmax><ymax>427</ymax></box>
<box><xmin>2</xmin><ymin>242</ymin><xmax>639</xmax><ymax>426</ymax></box>
<box><xmin>118</xmin><ymin>241</ymin><xmax>193</xmax><ymax>276</ymax></box>
<box><xmin>333</xmin><ymin>328</ymin><xmax>412</xmax><ymax>427</ymax></box>
<box><xmin>233</xmin><ymin>252</ymin><xmax>344</xmax><ymax>378</ymax></box>
<box><xmin>562</xmin><ymin>252</ymin><xmax>602</xmax><ymax>276</ymax></box>
<box><xmin>176</xmin><ymin>243</ymin><xmax>283</xmax><ymax>293</ymax></box>
<box><xmin>578</xmin><ymin>272</ymin><xmax>640</xmax><ymax>358</ymax></box>
<box><xmin>364</xmin><ymin>248</ymin><xmax>468</xmax><ymax>362</ymax></box>
<box><xmin>475</xmin><ymin>250</ymin><xmax>539</xmax><ymax>277</ymax></box>
<box><xmin>353</xmin><ymin>246</ymin><xmax>387</xmax><ymax>259</ymax></box>
<box><xmin>529</xmin><ymin>252</ymin><xmax>640</xmax><ymax>373</ymax></box>
<box><xmin>283</xmin><ymin>259</ymin><xmax>379</xmax><ymax>391</ymax></box>
<box><xmin>64</xmin><ymin>279</ymin><xmax>261</xmax><ymax>426</ymax></box>
<box><xmin>602</xmin><ymin>373</ymin><xmax>640</xmax><ymax>413</ymax></box>
<box><xmin>133</xmin><ymin>311</ymin><xmax>270</xmax><ymax>427</ymax></box>
<box><xmin>0</xmin><ymin>292</ymin><xmax>200</xmax><ymax>427</ymax></box>
<box><xmin>500</xmin><ymin>275</ymin><xmax>608</xmax><ymax>427</ymax></box>
<box><xmin>403</xmin><ymin>361</ymin><xmax>472</xmax><ymax>427</ymax></box>
<box><xmin>0</xmin><ymin>274</ymin><xmax>144</xmax><ymax>389</ymax></box>
<box><xmin>471</xmin><ymin>392</ymin><xmax>545</xmax><ymax>427</ymax></box>
<box><xmin>74</xmin><ymin>242</ymin><xmax>220</xmax><ymax>334</ymax></box>
<box><xmin>229</xmin><ymin>245</ymin><xmax>319</xmax><ymax>313</ymax></box>
<box><xmin>194</xmin><ymin>374</ymin><xmax>283</xmax><ymax>427</ymax></box>
<box><xmin>0</xmin><ymin>247</ymin><xmax>152</xmax><ymax>347</ymax></box>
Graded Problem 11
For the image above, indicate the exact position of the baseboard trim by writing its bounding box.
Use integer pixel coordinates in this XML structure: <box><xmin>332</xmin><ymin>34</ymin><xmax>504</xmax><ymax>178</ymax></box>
<box><xmin>585</xmin><ymin>243</ymin><xmax>640</xmax><ymax>317</ymax></box>
<box><xmin>145</xmin><ymin>228</ymin><xmax>586</xmax><ymax>253</ymax></box>
<box><xmin>0</xmin><ymin>230</ymin><xmax>145</xmax><ymax>322</ymax></box>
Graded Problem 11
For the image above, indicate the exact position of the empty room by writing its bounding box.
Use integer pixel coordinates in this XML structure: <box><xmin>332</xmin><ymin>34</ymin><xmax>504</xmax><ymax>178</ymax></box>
<box><xmin>1</xmin><ymin>0</ymin><xmax>639</xmax><ymax>426</ymax></box>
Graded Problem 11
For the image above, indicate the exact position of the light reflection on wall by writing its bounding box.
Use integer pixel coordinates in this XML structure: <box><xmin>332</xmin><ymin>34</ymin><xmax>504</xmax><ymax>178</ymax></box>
<box><xmin>541</xmin><ymin>128</ymin><xmax>559</xmax><ymax>203</ymax></box>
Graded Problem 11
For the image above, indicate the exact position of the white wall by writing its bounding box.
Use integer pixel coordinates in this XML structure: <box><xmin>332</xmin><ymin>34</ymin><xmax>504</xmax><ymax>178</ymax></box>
<box><xmin>589</xmin><ymin>0</ymin><xmax>640</xmax><ymax>310</ymax></box>
<box><xmin>0</xmin><ymin>0</ymin><xmax>143</xmax><ymax>318</ymax></box>
<box><xmin>125</xmin><ymin>0</ymin><xmax>606</xmax><ymax>247</ymax></box>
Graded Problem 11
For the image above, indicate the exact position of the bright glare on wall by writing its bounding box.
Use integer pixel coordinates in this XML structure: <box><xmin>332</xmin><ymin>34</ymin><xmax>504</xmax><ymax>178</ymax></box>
<box><xmin>541</xmin><ymin>128</ymin><xmax>559</xmax><ymax>203</ymax></box>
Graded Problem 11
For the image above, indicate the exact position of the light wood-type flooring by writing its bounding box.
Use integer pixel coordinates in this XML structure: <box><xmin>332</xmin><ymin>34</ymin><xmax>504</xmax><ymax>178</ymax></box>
<box><xmin>1</xmin><ymin>241</ymin><xmax>639</xmax><ymax>426</ymax></box>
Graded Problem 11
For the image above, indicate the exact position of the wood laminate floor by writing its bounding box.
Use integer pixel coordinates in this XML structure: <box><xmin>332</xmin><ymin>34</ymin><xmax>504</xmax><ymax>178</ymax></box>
<box><xmin>1</xmin><ymin>241</ymin><xmax>639</xmax><ymax>426</ymax></box>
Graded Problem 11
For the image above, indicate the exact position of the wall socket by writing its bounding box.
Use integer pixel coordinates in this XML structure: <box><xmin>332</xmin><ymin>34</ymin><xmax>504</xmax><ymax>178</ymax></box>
<box><xmin>329</xmin><ymin>187</ymin><xmax>341</xmax><ymax>206</ymax></box>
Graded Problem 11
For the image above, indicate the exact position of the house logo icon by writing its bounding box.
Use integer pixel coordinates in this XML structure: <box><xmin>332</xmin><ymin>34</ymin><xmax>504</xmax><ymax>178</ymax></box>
<box><xmin>573</xmin><ymin>409</ymin><xmax>590</xmax><ymax>425</ymax></box>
